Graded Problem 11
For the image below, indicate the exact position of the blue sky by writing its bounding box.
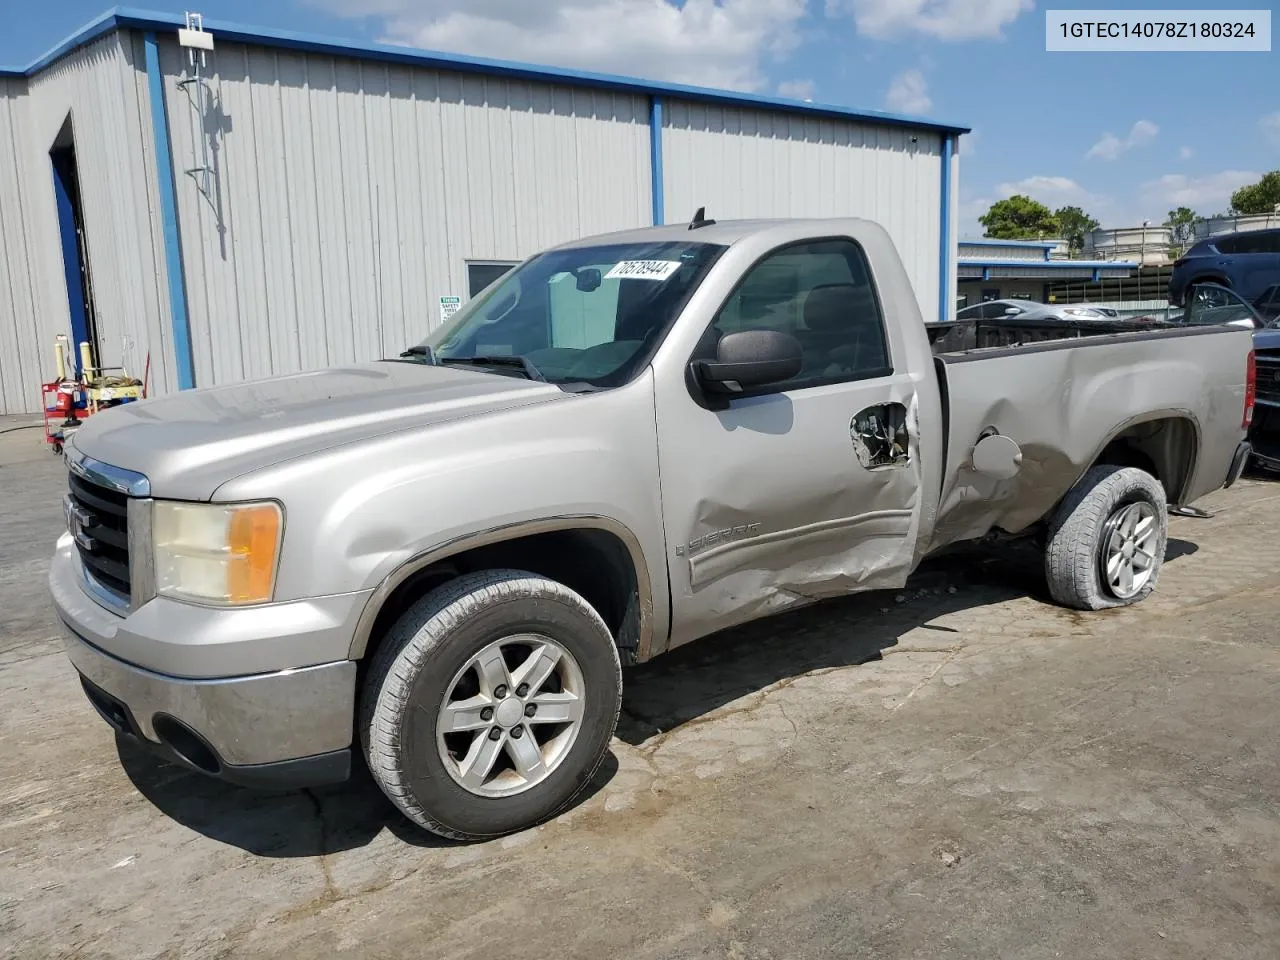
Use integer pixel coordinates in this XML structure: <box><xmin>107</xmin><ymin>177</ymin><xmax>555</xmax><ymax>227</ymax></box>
<box><xmin>3</xmin><ymin>0</ymin><xmax>1276</xmax><ymax>236</ymax></box>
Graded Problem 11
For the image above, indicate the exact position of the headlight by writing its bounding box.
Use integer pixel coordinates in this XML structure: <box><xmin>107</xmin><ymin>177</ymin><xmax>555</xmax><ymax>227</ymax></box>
<box><xmin>153</xmin><ymin>501</ymin><xmax>283</xmax><ymax>605</ymax></box>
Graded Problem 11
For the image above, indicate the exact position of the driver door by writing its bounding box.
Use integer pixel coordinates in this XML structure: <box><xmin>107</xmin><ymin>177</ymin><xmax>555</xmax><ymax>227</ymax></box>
<box><xmin>654</xmin><ymin>237</ymin><xmax>928</xmax><ymax>650</ymax></box>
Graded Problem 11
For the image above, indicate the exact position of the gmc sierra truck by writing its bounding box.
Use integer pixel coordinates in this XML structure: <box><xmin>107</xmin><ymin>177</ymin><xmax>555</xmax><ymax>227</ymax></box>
<box><xmin>51</xmin><ymin>216</ymin><xmax>1256</xmax><ymax>840</ymax></box>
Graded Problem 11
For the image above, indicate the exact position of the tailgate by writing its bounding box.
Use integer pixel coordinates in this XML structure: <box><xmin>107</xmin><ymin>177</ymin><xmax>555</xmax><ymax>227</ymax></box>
<box><xmin>926</xmin><ymin>326</ymin><xmax>1253</xmax><ymax>554</ymax></box>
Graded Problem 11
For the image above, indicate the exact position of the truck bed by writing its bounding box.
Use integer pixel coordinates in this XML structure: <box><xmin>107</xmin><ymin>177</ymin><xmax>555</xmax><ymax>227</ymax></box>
<box><xmin>924</xmin><ymin>323</ymin><xmax>1254</xmax><ymax>555</ymax></box>
<box><xmin>925</xmin><ymin>316</ymin><xmax>1171</xmax><ymax>354</ymax></box>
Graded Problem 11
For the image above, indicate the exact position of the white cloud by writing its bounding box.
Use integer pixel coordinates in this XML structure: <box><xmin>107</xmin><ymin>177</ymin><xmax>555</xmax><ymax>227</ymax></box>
<box><xmin>834</xmin><ymin>0</ymin><xmax>1034</xmax><ymax>41</ymax></box>
<box><xmin>996</xmin><ymin>175</ymin><xmax>1103</xmax><ymax>207</ymax></box>
<box><xmin>308</xmin><ymin>0</ymin><xmax>808</xmax><ymax>92</ymax></box>
<box><xmin>958</xmin><ymin>131</ymin><xmax>977</xmax><ymax>156</ymax></box>
<box><xmin>1261</xmin><ymin>112</ymin><xmax>1280</xmax><ymax>148</ymax></box>
<box><xmin>1179</xmin><ymin>146</ymin><xmax>1193</xmax><ymax>160</ymax></box>
<box><xmin>1140</xmin><ymin>170</ymin><xmax>1259</xmax><ymax>211</ymax></box>
<box><xmin>777</xmin><ymin>78</ymin><xmax>815</xmax><ymax>100</ymax></box>
<box><xmin>1085</xmin><ymin>119</ymin><xmax>1159</xmax><ymax>161</ymax></box>
<box><xmin>885</xmin><ymin>68</ymin><xmax>930</xmax><ymax>114</ymax></box>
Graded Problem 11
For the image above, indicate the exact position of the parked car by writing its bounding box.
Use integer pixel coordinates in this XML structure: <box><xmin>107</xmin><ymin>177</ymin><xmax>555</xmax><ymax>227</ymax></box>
<box><xmin>1253</xmin><ymin>284</ymin><xmax>1280</xmax><ymax>322</ymax></box>
<box><xmin>1253</xmin><ymin>323</ymin><xmax>1280</xmax><ymax>472</ymax></box>
<box><xmin>1169</xmin><ymin>282</ymin><xmax>1280</xmax><ymax>471</ymax></box>
<box><xmin>956</xmin><ymin>298</ymin><xmax>1120</xmax><ymax>323</ymax></box>
<box><xmin>1169</xmin><ymin>282</ymin><xmax>1269</xmax><ymax>329</ymax></box>
<box><xmin>955</xmin><ymin>298</ymin><xmax>1039</xmax><ymax>320</ymax></box>
<box><xmin>1169</xmin><ymin>228</ymin><xmax>1280</xmax><ymax>306</ymax></box>
<box><xmin>51</xmin><ymin>216</ymin><xmax>1256</xmax><ymax>840</ymax></box>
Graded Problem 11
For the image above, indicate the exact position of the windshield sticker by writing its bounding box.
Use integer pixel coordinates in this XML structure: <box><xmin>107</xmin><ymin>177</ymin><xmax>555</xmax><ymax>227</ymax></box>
<box><xmin>604</xmin><ymin>260</ymin><xmax>682</xmax><ymax>281</ymax></box>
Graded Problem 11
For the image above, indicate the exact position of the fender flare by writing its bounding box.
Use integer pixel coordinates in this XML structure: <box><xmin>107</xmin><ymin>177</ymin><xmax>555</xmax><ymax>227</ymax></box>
<box><xmin>348</xmin><ymin>514</ymin><xmax>658</xmax><ymax>662</ymax></box>
<box><xmin>1071</xmin><ymin>408</ymin><xmax>1202</xmax><ymax>506</ymax></box>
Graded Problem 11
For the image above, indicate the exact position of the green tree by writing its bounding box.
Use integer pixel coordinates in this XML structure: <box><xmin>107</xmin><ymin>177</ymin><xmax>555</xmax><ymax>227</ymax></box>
<box><xmin>1164</xmin><ymin>206</ymin><xmax>1200</xmax><ymax>258</ymax></box>
<box><xmin>1230</xmin><ymin>171</ymin><xmax>1280</xmax><ymax>215</ymax></box>
<box><xmin>979</xmin><ymin>195</ymin><xmax>1059</xmax><ymax>240</ymax></box>
<box><xmin>1053</xmin><ymin>205</ymin><xmax>1100</xmax><ymax>256</ymax></box>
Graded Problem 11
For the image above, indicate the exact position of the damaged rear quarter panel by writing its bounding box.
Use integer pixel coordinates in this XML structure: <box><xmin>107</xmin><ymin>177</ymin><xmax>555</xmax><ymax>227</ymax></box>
<box><xmin>928</xmin><ymin>326</ymin><xmax>1252</xmax><ymax>553</ymax></box>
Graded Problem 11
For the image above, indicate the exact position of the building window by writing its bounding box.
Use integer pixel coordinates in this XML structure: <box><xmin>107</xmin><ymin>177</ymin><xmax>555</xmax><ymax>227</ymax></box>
<box><xmin>467</xmin><ymin>261</ymin><xmax>518</xmax><ymax>297</ymax></box>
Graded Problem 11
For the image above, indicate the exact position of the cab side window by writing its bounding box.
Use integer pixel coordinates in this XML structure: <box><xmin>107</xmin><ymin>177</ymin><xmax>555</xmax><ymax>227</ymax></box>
<box><xmin>707</xmin><ymin>239</ymin><xmax>891</xmax><ymax>391</ymax></box>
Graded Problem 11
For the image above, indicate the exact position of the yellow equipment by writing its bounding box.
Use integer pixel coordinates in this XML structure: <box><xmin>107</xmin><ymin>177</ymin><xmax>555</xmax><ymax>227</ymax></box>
<box><xmin>78</xmin><ymin>339</ymin><xmax>145</xmax><ymax>413</ymax></box>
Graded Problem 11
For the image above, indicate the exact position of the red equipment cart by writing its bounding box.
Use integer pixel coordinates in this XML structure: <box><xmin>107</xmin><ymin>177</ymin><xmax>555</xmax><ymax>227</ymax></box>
<box><xmin>41</xmin><ymin>379</ymin><xmax>91</xmax><ymax>455</ymax></box>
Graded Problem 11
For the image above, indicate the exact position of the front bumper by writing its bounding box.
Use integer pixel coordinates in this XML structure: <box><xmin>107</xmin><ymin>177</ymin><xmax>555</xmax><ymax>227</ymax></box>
<box><xmin>50</xmin><ymin>532</ymin><xmax>365</xmax><ymax>787</ymax></box>
<box><xmin>1247</xmin><ymin>407</ymin><xmax>1280</xmax><ymax>472</ymax></box>
<box><xmin>63</xmin><ymin>627</ymin><xmax>356</xmax><ymax>788</ymax></box>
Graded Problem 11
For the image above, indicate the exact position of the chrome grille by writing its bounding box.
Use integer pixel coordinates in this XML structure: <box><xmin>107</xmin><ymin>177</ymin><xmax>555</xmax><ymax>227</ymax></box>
<box><xmin>1257</xmin><ymin>354</ymin><xmax>1280</xmax><ymax>406</ymax></box>
<box><xmin>65</xmin><ymin>471</ymin><xmax>131</xmax><ymax>603</ymax></box>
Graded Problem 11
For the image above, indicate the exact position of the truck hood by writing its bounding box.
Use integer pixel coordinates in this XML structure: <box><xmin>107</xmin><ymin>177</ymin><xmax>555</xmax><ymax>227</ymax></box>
<box><xmin>69</xmin><ymin>361</ymin><xmax>566</xmax><ymax>501</ymax></box>
<box><xmin>1253</xmin><ymin>327</ymin><xmax>1280</xmax><ymax>354</ymax></box>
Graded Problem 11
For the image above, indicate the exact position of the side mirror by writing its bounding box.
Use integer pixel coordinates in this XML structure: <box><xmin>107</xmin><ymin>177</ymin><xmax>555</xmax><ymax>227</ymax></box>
<box><xmin>692</xmin><ymin>329</ymin><xmax>803</xmax><ymax>394</ymax></box>
<box><xmin>575</xmin><ymin>268</ymin><xmax>601</xmax><ymax>293</ymax></box>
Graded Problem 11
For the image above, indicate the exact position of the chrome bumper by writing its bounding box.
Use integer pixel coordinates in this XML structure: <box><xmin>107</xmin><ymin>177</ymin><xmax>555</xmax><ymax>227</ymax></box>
<box><xmin>63</xmin><ymin>627</ymin><xmax>356</xmax><ymax>783</ymax></box>
<box><xmin>51</xmin><ymin>530</ymin><xmax>363</xmax><ymax>784</ymax></box>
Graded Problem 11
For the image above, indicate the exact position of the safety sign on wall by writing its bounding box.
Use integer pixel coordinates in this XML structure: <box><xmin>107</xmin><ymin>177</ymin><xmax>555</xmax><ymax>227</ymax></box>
<box><xmin>439</xmin><ymin>295</ymin><xmax>462</xmax><ymax>324</ymax></box>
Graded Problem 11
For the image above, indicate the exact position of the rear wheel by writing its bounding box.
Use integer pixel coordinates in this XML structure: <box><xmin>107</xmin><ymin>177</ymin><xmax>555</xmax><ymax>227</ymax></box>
<box><xmin>1044</xmin><ymin>465</ymin><xmax>1168</xmax><ymax>610</ymax></box>
<box><xmin>360</xmin><ymin>569</ymin><xmax>622</xmax><ymax>840</ymax></box>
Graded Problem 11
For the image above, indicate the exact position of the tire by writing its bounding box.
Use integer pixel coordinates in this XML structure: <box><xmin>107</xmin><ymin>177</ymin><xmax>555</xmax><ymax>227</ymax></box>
<box><xmin>359</xmin><ymin>569</ymin><xmax>622</xmax><ymax>840</ymax></box>
<box><xmin>1044</xmin><ymin>464</ymin><xmax>1168</xmax><ymax>610</ymax></box>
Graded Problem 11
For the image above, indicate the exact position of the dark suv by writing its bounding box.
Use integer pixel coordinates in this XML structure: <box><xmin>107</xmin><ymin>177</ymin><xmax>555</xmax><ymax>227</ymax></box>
<box><xmin>1169</xmin><ymin>228</ymin><xmax>1280</xmax><ymax>306</ymax></box>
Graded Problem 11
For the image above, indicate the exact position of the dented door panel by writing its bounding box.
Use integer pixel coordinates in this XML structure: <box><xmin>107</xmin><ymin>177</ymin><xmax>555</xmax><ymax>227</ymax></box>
<box><xmin>656</xmin><ymin>374</ymin><xmax>928</xmax><ymax>651</ymax></box>
<box><xmin>648</xmin><ymin>220</ymin><xmax>948</xmax><ymax>654</ymax></box>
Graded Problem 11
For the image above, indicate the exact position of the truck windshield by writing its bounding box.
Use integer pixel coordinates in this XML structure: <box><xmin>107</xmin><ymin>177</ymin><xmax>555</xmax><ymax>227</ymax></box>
<box><xmin>411</xmin><ymin>240</ymin><xmax>727</xmax><ymax>388</ymax></box>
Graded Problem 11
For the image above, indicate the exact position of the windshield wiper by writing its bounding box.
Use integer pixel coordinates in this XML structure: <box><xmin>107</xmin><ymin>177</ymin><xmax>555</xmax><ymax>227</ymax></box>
<box><xmin>438</xmin><ymin>354</ymin><xmax>547</xmax><ymax>382</ymax></box>
<box><xmin>398</xmin><ymin>344</ymin><xmax>438</xmax><ymax>364</ymax></box>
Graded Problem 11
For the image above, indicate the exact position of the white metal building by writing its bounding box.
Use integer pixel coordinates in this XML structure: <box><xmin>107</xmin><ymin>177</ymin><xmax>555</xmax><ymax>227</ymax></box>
<box><xmin>957</xmin><ymin>239</ymin><xmax>1137</xmax><ymax>305</ymax></box>
<box><xmin>0</xmin><ymin>7</ymin><xmax>969</xmax><ymax>415</ymax></box>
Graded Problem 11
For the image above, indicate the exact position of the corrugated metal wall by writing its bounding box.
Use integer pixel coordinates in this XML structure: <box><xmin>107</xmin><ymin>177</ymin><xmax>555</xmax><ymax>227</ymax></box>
<box><xmin>661</xmin><ymin>100</ymin><xmax>947</xmax><ymax>323</ymax></box>
<box><xmin>0</xmin><ymin>34</ymin><xmax>170</xmax><ymax>414</ymax></box>
<box><xmin>157</xmin><ymin>37</ymin><xmax>653</xmax><ymax>386</ymax></box>
<box><xmin>0</xmin><ymin>77</ymin><xmax>46</xmax><ymax>416</ymax></box>
<box><xmin>2</xmin><ymin>26</ymin><xmax>959</xmax><ymax>409</ymax></box>
<box><xmin>957</xmin><ymin>243</ymin><xmax>1048</xmax><ymax>263</ymax></box>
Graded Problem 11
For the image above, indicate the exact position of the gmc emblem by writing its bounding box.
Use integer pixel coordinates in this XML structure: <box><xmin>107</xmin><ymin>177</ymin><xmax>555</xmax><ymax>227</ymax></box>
<box><xmin>63</xmin><ymin>496</ymin><xmax>99</xmax><ymax>553</ymax></box>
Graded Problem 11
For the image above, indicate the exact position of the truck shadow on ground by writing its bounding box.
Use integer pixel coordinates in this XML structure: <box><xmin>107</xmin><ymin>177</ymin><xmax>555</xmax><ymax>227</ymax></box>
<box><xmin>116</xmin><ymin>735</ymin><xmax>622</xmax><ymax>855</ymax></box>
<box><xmin>115</xmin><ymin>536</ymin><xmax>1199</xmax><ymax>855</ymax></box>
<box><xmin>616</xmin><ymin>535</ymin><xmax>1199</xmax><ymax>744</ymax></box>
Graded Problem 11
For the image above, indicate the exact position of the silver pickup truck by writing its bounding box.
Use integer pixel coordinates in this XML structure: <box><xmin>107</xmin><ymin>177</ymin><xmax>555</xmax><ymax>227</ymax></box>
<box><xmin>51</xmin><ymin>217</ymin><xmax>1256</xmax><ymax>840</ymax></box>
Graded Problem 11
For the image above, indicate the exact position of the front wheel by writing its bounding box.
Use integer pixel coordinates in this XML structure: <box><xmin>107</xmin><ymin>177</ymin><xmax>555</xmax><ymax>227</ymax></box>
<box><xmin>359</xmin><ymin>570</ymin><xmax>622</xmax><ymax>840</ymax></box>
<box><xmin>1044</xmin><ymin>465</ymin><xmax>1168</xmax><ymax>610</ymax></box>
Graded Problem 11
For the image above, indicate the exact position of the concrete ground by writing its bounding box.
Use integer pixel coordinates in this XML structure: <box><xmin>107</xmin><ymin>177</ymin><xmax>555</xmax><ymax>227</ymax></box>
<box><xmin>1</xmin><ymin>416</ymin><xmax>1277</xmax><ymax>960</ymax></box>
